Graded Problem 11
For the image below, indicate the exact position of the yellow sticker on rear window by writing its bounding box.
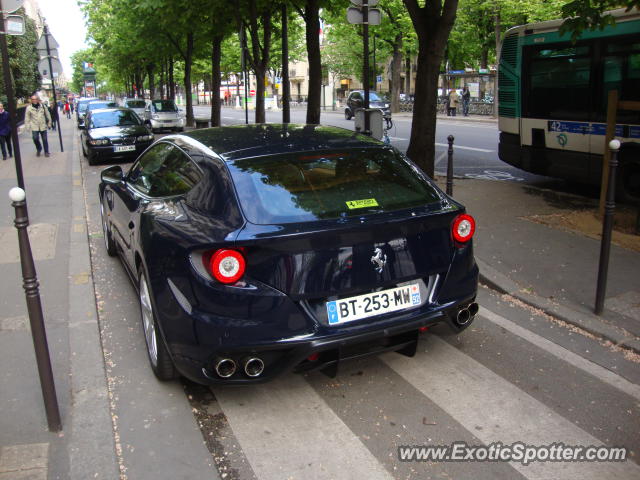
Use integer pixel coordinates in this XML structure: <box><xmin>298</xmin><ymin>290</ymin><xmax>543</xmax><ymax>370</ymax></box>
<box><xmin>346</xmin><ymin>198</ymin><xmax>379</xmax><ymax>210</ymax></box>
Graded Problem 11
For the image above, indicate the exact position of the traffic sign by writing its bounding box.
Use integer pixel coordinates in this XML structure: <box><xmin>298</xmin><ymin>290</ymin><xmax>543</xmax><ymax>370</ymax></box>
<box><xmin>347</xmin><ymin>7</ymin><xmax>381</xmax><ymax>25</ymax></box>
<box><xmin>36</xmin><ymin>33</ymin><xmax>59</xmax><ymax>50</ymax></box>
<box><xmin>38</xmin><ymin>57</ymin><xmax>62</xmax><ymax>80</ymax></box>
<box><xmin>5</xmin><ymin>14</ymin><xmax>24</xmax><ymax>35</ymax></box>
<box><xmin>1</xmin><ymin>0</ymin><xmax>24</xmax><ymax>13</ymax></box>
<box><xmin>250</xmin><ymin>89</ymin><xmax>256</xmax><ymax>96</ymax></box>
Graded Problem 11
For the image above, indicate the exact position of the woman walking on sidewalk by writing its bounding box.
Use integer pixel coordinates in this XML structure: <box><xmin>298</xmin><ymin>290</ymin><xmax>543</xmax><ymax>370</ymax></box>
<box><xmin>0</xmin><ymin>103</ymin><xmax>12</xmax><ymax>160</ymax></box>
<box><xmin>25</xmin><ymin>95</ymin><xmax>52</xmax><ymax>157</ymax></box>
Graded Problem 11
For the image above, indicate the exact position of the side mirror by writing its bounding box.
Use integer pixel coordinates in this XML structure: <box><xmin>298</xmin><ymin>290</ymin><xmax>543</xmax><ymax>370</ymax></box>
<box><xmin>101</xmin><ymin>165</ymin><xmax>124</xmax><ymax>184</ymax></box>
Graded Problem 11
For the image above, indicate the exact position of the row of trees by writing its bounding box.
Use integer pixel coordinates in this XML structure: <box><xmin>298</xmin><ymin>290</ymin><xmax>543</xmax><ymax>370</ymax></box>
<box><xmin>75</xmin><ymin>0</ymin><xmax>638</xmax><ymax>177</ymax></box>
<box><xmin>0</xmin><ymin>9</ymin><xmax>41</xmax><ymax>103</ymax></box>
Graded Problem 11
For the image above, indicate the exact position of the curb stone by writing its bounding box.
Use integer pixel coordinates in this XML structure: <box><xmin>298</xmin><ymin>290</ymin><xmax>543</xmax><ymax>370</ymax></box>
<box><xmin>476</xmin><ymin>258</ymin><xmax>640</xmax><ymax>355</ymax></box>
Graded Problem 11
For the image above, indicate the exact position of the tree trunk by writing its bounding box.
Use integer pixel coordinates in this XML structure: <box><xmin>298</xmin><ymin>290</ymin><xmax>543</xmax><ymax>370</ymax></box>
<box><xmin>184</xmin><ymin>33</ymin><xmax>194</xmax><ymax>126</ymax></box>
<box><xmin>406</xmin><ymin>49</ymin><xmax>442</xmax><ymax>177</ymax></box>
<box><xmin>390</xmin><ymin>34</ymin><xmax>402</xmax><ymax>114</ymax></box>
<box><xmin>169</xmin><ymin>56</ymin><xmax>175</xmax><ymax>100</ymax></box>
<box><xmin>494</xmin><ymin>9</ymin><xmax>501</xmax><ymax>118</ymax></box>
<box><xmin>254</xmin><ymin>66</ymin><xmax>266</xmax><ymax>123</ymax></box>
<box><xmin>147</xmin><ymin>64</ymin><xmax>155</xmax><ymax>99</ymax></box>
<box><xmin>480</xmin><ymin>49</ymin><xmax>488</xmax><ymax>69</ymax></box>
<box><xmin>403</xmin><ymin>0</ymin><xmax>458</xmax><ymax>177</ymax></box>
<box><xmin>304</xmin><ymin>0</ymin><xmax>321</xmax><ymax>124</ymax></box>
<box><xmin>405</xmin><ymin>56</ymin><xmax>411</xmax><ymax>95</ymax></box>
<box><xmin>210</xmin><ymin>35</ymin><xmax>223</xmax><ymax>126</ymax></box>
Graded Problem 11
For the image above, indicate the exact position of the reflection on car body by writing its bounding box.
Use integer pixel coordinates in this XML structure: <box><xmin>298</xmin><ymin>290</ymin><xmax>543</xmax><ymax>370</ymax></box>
<box><xmin>99</xmin><ymin>124</ymin><xmax>478</xmax><ymax>385</ymax></box>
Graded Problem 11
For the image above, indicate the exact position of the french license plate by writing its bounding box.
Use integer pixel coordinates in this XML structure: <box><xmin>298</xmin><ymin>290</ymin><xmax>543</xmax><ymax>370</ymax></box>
<box><xmin>114</xmin><ymin>145</ymin><xmax>135</xmax><ymax>152</ymax></box>
<box><xmin>326</xmin><ymin>283</ymin><xmax>421</xmax><ymax>325</ymax></box>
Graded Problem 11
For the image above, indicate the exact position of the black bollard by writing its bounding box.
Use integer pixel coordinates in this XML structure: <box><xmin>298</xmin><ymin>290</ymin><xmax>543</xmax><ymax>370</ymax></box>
<box><xmin>9</xmin><ymin>187</ymin><xmax>62</xmax><ymax>431</ymax></box>
<box><xmin>594</xmin><ymin>140</ymin><xmax>620</xmax><ymax>315</ymax></box>
<box><xmin>446</xmin><ymin>135</ymin><xmax>454</xmax><ymax>196</ymax></box>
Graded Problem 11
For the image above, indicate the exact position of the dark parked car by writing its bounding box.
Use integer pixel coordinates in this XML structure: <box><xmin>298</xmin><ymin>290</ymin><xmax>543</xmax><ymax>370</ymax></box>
<box><xmin>76</xmin><ymin>97</ymin><xmax>97</xmax><ymax>128</ymax></box>
<box><xmin>99</xmin><ymin>124</ymin><xmax>478</xmax><ymax>385</ymax></box>
<box><xmin>81</xmin><ymin>108</ymin><xmax>153</xmax><ymax>165</ymax></box>
<box><xmin>344</xmin><ymin>90</ymin><xmax>391</xmax><ymax>120</ymax></box>
<box><xmin>80</xmin><ymin>100</ymin><xmax>117</xmax><ymax>128</ymax></box>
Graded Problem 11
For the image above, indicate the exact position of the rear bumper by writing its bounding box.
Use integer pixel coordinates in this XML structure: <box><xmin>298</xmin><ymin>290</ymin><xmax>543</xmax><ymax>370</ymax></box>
<box><xmin>156</xmin><ymin>262</ymin><xmax>478</xmax><ymax>385</ymax></box>
<box><xmin>170</xmin><ymin>299</ymin><xmax>476</xmax><ymax>385</ymax></box>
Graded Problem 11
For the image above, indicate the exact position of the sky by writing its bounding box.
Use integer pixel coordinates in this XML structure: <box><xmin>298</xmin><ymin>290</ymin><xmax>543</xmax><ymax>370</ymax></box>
<box><xmin>38</xmin><ymin>0</ymin><xmax>89</xmax><ymax>78</ymax></box>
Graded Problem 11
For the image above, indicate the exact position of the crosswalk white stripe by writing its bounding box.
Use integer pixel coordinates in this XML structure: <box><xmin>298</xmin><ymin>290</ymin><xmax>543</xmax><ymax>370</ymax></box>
<box><xmin>434</xmin><ymin>142</ymin><xmax>494</xmax><ymax>152</ymax></box>
<box><xmin>213</xmin><ymin>376</ymin><xmax>393</xmax><ymax>480</ymax></box>
<box><xmin>480</xmin><ymin>306</ymin><xmax>640</xmax><ymax>401</ymax></box>
<box><xmin>382</xmin><ymin>337</ymin><xmax>640</xmax><ymax>480</ymax></box>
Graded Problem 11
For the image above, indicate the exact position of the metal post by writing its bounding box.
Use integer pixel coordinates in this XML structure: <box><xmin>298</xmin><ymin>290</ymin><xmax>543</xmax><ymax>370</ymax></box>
<box><xmin>0</xmin><ymin>3</ymin><xmax>25</xmax><ymax>190</ymax></box>
<box><xmin>43</xmin><ymin>25</ymin><xmax>63</xmax><ymax>152</ymax></box>
<box><xmin>446</xmin><ymin>135</ymin><xmax>454</xmax><ymax>195</ymax></box>
<box><xmin>281</xmin><ymin>4</ymin><xmax>290</xmax><ymax>124</ymax></box>
<box><xmin>594</xmin><ymin>139</ymin><xmax>620</xmax><ymax>315</ymax></box>
<box><xmin>362</xmin><ymin>3</ymin><xmax>370</xmax><ymax>135</ymax></box>
<box><xmin>9</xmin><ymin>187</ymin><xmax>62</xmax><ymax>431</ymax></box>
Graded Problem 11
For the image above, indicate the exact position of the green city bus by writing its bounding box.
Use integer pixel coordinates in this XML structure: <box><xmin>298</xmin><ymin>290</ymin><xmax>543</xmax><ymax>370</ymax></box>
<box><xmin>498</xmin><ymin>8</ymin><xmax>640</xmax><ymax>201</ymax></box>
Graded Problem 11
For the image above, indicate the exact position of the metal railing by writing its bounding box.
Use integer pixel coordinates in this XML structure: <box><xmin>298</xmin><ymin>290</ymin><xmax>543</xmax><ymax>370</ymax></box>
<box><xmin>399</xmin><ymin>99</ymin><xmax>495</xmax><ymax>116</ymax></box>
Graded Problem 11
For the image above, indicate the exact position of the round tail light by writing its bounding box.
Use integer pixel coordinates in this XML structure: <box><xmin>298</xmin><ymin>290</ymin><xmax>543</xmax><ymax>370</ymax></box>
<box><xmin>452</xmin><ymin>214</ymin><xmax>475</xmax><ymax>243</ymax></box>
<box><xmin>209</xmin><ymin>249</ymin><xmax>246</xmax><ymax>284</ymax></box>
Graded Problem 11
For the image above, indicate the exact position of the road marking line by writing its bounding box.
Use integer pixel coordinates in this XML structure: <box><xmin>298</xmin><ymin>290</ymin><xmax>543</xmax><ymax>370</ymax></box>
<box><xmin>480</xmin><ymin>306</ymin><xmax>640</xmax><ymax>401</ymax></box>
<box><xmin>213</xmin><ymin>376</ymin><xmax>393</xmax><ymax>480</ymax></box>
<box><xmin>382</xmin><ymin>336</ymin><xmax>640</xmax><ymax>480</ymax></box>
<box><xmin>435</xmin><ymin>143</ymin><xmax>494</xmax><ymax>152</ymax></box>
<box><xmin>434</xmin><ymin>151</ymin><xmax>448</xmax><ymax>167</ymax></box>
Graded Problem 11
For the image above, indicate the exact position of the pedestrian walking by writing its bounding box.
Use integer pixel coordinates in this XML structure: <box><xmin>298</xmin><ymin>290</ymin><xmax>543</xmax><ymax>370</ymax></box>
<box><xmin>0</xmin><ymin>103</ymin><xmax>12</xmax><ymax>160</ymax></box>
<box><xmin>25</xmin><ymin>95</ymin><xmax>52</xmax><ymax>157</ymax></box>
<box><xmin>47</xmin><ymin>102</ymin><xmax>57</xmax><ymax>131</ymax></box>
<box><xmin>448</xmin><ymin>89</ymin><xmax>460</xmax><ymax>117</ymax></box>
<box><xmin>64</xmin><ymin>101</ymin><xmax>71</xmax><ymax>119</ymax></box>
<box><xmin>70</xmin><ymin>101</ymin><xmax>74</xmax><ymax>114</ymax></box>
<box><xmin>462</xmin><ymin>86</ymin><xmax>471</xmax><ymax>117</ymax></box>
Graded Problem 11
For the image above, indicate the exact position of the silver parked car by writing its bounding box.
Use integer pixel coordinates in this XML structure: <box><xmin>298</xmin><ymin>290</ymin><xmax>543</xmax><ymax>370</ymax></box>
<box><xmin>143</xmin><ymin>99</ymin><xmax>185</xmax><ymax>133</ymax></box>
<box><xmin>122</xmin><ymin>98</ymin><xmax>147</xmax><ymax>118</ymax></box>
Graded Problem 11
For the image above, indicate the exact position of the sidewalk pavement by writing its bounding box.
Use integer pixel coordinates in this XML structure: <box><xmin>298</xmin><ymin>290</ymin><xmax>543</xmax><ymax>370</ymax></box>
<box><xmin>0</xmin><ymin>117</ymin><xmax>119</xmax><ymax>479</ymax></box>
<box><xmin>442</xmin><ymin>176</ymin><xmax>640</xmax><ymax>353</ymax></box>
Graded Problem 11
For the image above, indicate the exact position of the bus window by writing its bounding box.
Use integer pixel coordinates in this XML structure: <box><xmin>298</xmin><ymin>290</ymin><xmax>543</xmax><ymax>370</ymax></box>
<box><xmin>525</xmin><ymin>45</ymin><xmax>591</xmax><ymax>121</ymax></box>
<box><xmin>600</xmin><ymin>38</ymin><xmax>640</xmax><ymax>123</ymax></box>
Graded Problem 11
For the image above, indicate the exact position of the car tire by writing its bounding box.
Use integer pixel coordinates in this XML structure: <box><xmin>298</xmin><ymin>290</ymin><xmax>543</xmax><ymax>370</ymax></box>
<box><xmin>345</xmin><ymin>109</ymin><xmax>352</xmax><ymax>120</ymax></box>
<box><xmin>138</xmin><ymin>269</ymin><xmax>177</xmax><ymax>381</ymax></box>
<box><xmin>100</xmin><ymin>198</ymin><xmax>117</xmax><ymax>257</ymax></box>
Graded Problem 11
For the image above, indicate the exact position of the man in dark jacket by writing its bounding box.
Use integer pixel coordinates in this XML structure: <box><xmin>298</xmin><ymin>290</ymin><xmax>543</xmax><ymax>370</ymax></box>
<box><xmin>0</xmin><ymin>102</ymin><xmax>12</xmax><ymax>160</ymax></box>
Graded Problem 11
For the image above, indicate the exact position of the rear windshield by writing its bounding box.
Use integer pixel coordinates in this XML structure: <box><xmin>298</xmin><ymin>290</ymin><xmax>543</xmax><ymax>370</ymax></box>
<box><xmin>125</xmin><ymin>100</ymin><xmax>146</xmax><ymax>108</ymax></box>
<box><xmin>228</xmin><ymin>148</ymin><xmax>441</xmax><ymax>224</ymax></box>
<box><xmin>152</xmin><ymin>100</ymin><xmax>178</xmax><ymax>112</ymax></box>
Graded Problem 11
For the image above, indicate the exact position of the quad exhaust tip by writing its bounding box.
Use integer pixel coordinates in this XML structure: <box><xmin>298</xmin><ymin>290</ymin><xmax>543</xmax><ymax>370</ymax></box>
<box><xmin>215</xmin><ymin>358</ymin><xmax>237</xmax><ymax>378</ymax></box>
<box><xmin>244</xmin><ymin>357</ymin><xmax>265</xmax><ymax>378</ymax></box>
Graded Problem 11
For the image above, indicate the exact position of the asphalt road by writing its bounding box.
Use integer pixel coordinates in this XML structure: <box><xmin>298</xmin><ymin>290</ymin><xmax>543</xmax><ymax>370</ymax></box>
<box><xmin>194</xmin><ymin>105</ymin><xmax>563</xmax><ymax>187</ymax></box>
<box><xmin>74</xmin><ymin>119</ymin><xmax>640</xmax><ymax>479</ymax></box>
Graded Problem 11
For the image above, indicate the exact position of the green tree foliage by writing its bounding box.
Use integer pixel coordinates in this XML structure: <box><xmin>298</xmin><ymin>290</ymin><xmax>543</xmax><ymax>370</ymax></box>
<box><xmin>0</xmin><ymin>9</ymin><xmax>40</xmax><ymax>101</ymax></box>
<box><xmin>560</xmin><ymin>0</ymin><xmax>640</xmax><ymax>41</ymax></box>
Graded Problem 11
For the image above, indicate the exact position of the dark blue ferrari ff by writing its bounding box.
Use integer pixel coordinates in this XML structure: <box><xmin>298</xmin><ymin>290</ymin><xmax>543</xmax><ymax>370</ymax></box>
<box><xmin>99</xmin><ymin>124</ymin><xmax>479</xmax><ymax>384</ymax></box>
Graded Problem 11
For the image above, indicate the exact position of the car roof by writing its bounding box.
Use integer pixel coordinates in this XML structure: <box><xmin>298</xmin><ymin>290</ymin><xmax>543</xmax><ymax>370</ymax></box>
<box><xmin>177</xmin><ymin>124</ymin><xmax>384</xmax><ymax>161</ymax></box>
<box><xmin>89</xmin><ymin>107</ymin><xmax>132</xmax><ymax>114</ymax></box>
